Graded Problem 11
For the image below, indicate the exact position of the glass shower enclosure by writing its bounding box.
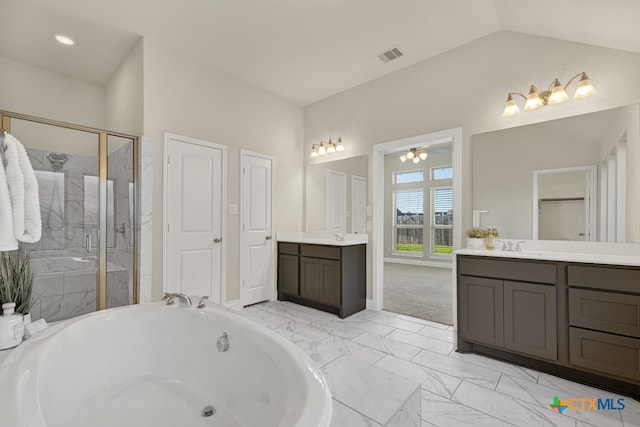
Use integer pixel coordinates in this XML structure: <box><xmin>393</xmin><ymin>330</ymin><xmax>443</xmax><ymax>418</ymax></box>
<box><xmin>0</xmin><ymin>110</ymin><xmax>139</xmax><ymax>322</ymax></box>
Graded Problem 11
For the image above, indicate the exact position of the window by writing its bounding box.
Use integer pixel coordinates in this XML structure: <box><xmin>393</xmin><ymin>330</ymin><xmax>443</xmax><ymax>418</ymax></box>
<box><xmin>394</xmin><ymin>170</ymin><xmax>423</xmax><ymax>184</ymax></box>
<box><xmin>431</xmin><ymin>166</ymin><xmax>453</xmax><ymax>181</ymax></box>
<box><xmin>430</xmin><ymin>187</ymin><xmax>453</xmax><ymax>255</ymax></box>
<box><xmin>393</xmin><ymin>190</ymin><xmax>424</xmax><ymax>254</ymax></box>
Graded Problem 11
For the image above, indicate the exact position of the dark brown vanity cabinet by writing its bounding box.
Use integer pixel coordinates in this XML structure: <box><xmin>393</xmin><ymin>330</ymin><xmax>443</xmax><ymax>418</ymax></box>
<box><xmin>277</xmin><ymin>242</ymin><xmax>366</xmax><ymax>318</ymax></box>
<box><xmin>458</xmin><ymin>256</ymin><xmax>558</xmax><ymax>361</ymax></box>
<box><xmin>458</xmin><ymin>255</ymin><xmax>640</xmax><ymax>398</ymax></box>
<box><xmin>568</xmin><ymin>264</ymin><xmax>640</xmax><ymax>382</ymax></box>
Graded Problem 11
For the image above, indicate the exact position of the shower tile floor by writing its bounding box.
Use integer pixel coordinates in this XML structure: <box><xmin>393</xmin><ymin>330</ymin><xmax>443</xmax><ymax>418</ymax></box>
<box><xmin>239</xmin><ymin>301</ymin><xmax>640</xmax><ymax>427</ymax></box>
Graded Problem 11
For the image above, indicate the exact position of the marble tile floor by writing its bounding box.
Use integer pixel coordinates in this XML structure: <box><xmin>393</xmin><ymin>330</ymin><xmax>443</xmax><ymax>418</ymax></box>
<box><xmin>239</xmin><ymin>301</ymin><xmax>640</xmax><ymax>427</ymax></box>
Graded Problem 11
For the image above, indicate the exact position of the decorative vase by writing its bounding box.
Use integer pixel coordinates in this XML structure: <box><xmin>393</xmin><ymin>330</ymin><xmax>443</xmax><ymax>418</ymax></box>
<box><xmin>466</xmin><ymin>237</ymin><xmax>484</xmax><ymax>249</ymax></box>
<box><xmin>22</xmin><ymin>312</ymin><xmax>31</xmax><ymax>325</ymax></box>
<box><xmin>484</xmin><ymin>234</ymin><xmax>496</xmax><ymax>250</ymax></box>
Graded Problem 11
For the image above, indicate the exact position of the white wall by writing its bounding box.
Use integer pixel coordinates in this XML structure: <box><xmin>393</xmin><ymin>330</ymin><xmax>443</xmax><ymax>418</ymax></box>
<box><xmin>0</xmin><ymin>56</ymin><xmax>105</xmax><ymax>128</ymax></box>
<box><xmin>105</xmin><ymin>39</ymin><xmax>143</xmax><ymax>136</ymax></box>
<box><xmin>142</xmin><ymin>38</ymin><xmax>304</xmax><ymax>302</ymax></box>
<box><xmin>304</xmin><ymin>30</ymin><xmax>640</xmax><ymax>297</ymax></box>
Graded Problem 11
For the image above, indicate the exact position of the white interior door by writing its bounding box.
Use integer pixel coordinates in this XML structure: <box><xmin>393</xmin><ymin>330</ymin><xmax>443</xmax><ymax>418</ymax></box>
<box><xmin>241</xmin><ymin>151</ymin><xmax>273</xmax><ymax>306</ymax></box>
<box><xmin>352</xmin><ymin>175</ymin><xmax>367</xmax><ymax>234</ymax></box>
<box><xmin>164</xmin><ymin>134</ymin><xmax>224</xmax><ymax>303</ymax></box>
<box><xmin>327</xmin><ymin>170</ymin><xmax>347</xmax><ymax>233</ymax></box>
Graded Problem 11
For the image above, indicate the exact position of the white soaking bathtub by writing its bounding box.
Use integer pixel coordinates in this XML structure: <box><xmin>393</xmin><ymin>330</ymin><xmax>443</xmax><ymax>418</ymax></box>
<box><xmin>0</xmin><ymin>302</ymin><xmax>332</xmax><ymax>427</ymax></box>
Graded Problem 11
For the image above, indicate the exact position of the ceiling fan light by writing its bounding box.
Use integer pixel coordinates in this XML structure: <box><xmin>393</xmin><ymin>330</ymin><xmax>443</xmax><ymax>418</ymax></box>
<box><xmin>419</xmin><ymin>152</ymin><xmax>427</xmax><ymax>160</ymax></box>
<box><xmin>503</xmin><ymin>94</ymin><xmax>520</xmax><ymax>116</ymax></box>
<box><xmin>400</xmin><ymin>154</ymin><xmax>407</xmax><ymax>162</ymax></box>
<box><xmin>574</xmin><ymin>73</ymin><xmax>596</xmax><ymax>98</ymax></box>
<box><xmin>524</xmin><ymin>86</ymin><xmax>544</xmax><ymax>110</ymax></box>
<box><xmin>406</xmin><ymin>150</ymin><xmax>414</xmax><ymax>159</ymax></box>
<box><xmin>548</xmin><ymin>79</ymin><xmax>569</xmax><ymax>104</ymax></box>
<box><xmin>412</xmin><ymin>156</ymin><xmax>420</xmax><ymax>164</ymax></box>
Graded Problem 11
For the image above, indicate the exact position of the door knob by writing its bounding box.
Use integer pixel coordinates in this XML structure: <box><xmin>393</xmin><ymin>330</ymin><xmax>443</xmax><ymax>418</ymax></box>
<box><xmin>265</xmin><ymin>235</ymin><xmax>272</xmax><ymax>240</ymax></box>
<box><xmin>213</xmin><ymin>237</ymin><xmax>222</xmax><ymax>243</ymax></box>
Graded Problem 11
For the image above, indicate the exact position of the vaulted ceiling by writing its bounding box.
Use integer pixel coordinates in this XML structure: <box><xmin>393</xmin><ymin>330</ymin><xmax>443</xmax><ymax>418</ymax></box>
<box><xmin>1</xmin><ymin>0</ymin><xmax>639</xmax><ymax>106</ymax></box>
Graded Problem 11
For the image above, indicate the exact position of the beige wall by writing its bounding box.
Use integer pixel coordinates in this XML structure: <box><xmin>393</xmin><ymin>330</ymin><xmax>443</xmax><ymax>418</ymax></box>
<box><xmin>105</xmin><ymin>39</ymin><xmax>143</xmax><ymax>136</ymax></box>
<box><xmin>142</xmin><ymin>38</ymin><xmax>304</xmax><ymax>302</ymax></box>
<box><xmin>304</xmin><ymin>30</ymin><xmax>640</xmax><ymax>297</ymax></box>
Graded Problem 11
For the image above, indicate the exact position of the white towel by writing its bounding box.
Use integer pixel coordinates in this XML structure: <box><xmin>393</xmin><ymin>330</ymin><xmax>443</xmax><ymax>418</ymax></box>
<box><xmin>4</xmin><ymin>133</ymin><xmax>41</xmax><ymax>244</ymax></box>
<box><xmin>0</xmin><ymin>137</ymin><xmax>18</xmax><ymax>250</ymax></box>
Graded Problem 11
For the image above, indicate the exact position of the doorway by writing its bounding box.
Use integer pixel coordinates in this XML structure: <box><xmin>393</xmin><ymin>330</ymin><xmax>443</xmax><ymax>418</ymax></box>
<box><xmin>163</xmin><ymin>133</ymin><xmax>226</xmax><ymax>303</ymax></box>
<box><xmin>372</xmin><ymin>128</ymin><xmax>462</xmax><ymax>328</ymax></box>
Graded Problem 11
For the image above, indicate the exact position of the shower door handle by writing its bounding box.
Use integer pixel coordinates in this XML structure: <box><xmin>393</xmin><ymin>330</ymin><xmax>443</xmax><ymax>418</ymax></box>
<box><xmin>85</xmin><ymin>235</ymin><xmax>92</xmax><ymax>252</ymax></box>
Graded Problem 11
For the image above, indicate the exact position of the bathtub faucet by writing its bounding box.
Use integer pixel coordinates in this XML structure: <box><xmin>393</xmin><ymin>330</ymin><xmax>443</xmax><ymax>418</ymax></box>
<box><xmin>162</xmin><ymin>293</ymin><xmax>192</xmax><ymax>307</ymax></box>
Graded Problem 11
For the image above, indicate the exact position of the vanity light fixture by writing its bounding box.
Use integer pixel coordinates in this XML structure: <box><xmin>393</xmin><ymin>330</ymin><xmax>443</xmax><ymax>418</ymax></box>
<box><xmin>400</xmin><ymin>147</ymin><xmax>428</xmax><ymax>164</ymax></box>
<box><xmin>503</xmin><ymin>72</ymin><xmax>595</xmax><ymax>116</ymax></box>
<box><xmin>309</xmin><ymin>137</ymin><xmax>345</xmax><ymax>158</ymax></box>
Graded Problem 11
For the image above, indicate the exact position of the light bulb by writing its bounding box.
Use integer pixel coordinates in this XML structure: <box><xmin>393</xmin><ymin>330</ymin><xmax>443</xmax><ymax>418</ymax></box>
<box><xmin>419</xmin><ymin>152</ymin><xmax>427</xmax><ymax>160</ymax></box>
<box><xmin>524</xmin><ymin>85</ymin><xmax>544</xmax><ymax>110</ymax></box>
<box><xmin>318</xmin><ymin>142</ymin><xmax>326</xmax><ymax>156</ymax></box>
<box><xmin>412</xmin><ymin>156</ymin><xmax>420</xmax><ymax>164</ymax></box>
<box><xmin>406</xmin><ymin>150</ymin><xmax>414</xmax><ymax>159</ymax></box>
<box><xmin>336</xmin><ymin>137</ymin><xmax>345</xmax><ymax>151</ymax></box>
<box><xmin>327</xmin><ymin>139</ymin><xmax>336</xmax><ymax>153</ymax></box>
<box><xmin>574</xmin><ymin>73</ymin><xmax>595</xmax><ymax>98</ymax></box>
<box><xmin>400</xmin><ymin>154</ymin><xmax>407</xmax><ymax>162</ymax></box>
<box><xmin>503</xmin><ymin>94</ymin><xmax>520</xmax><ymax>116</ymax></box>
<box><xmin>547</xmin><ymin>79</ymin><xmax>569</xmax><ymax>104</ymax></box>
<box><xmin>310</xmin><ymin>145</ymin><xmax>318</xmax><ymax>158</ymax></box>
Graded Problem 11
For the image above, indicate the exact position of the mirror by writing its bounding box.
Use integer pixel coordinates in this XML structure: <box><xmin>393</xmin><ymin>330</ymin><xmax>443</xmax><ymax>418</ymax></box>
<box><xmin>472</xmin><ymin>104</ymin><xmax>640</xmax><ymax>242</ymax></box>
<box><xmin>305</xmin><ymin>156</ymin><xmax>368</xmax><ymax>233</ymax></box>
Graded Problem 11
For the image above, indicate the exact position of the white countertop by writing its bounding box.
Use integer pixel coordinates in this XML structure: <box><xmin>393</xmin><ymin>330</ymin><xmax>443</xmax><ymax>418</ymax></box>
<box><xmin>455</xmin><ymin>242</ymin><xmax>640</xmax><ymax>267</ymax></box>
<box><xmin>277</xmin><ymin>232</ymin><xmax>368</xmax><ymax>247</ymax></box>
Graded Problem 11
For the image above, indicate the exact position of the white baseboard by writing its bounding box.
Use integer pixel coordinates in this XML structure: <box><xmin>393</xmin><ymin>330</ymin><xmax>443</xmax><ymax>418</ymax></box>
<box><xmin>384</xmin><ymin>257</ymin><xmax>452</xmax><ymax>269</ymax></box>
<box><xmin>225</xmin><ymin>300</ymin><xmax>243</xmax><ymax>311</ymax></box>
<box><xmin>366</xmin><ymin>298</ymin><xmax>375</xmax><ymax>310</ymax></box>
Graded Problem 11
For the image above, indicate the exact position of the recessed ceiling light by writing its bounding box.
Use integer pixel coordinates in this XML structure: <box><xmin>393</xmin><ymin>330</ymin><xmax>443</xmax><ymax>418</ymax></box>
<box><xmin>53</xmin><ymin>34</ymin><xmax>75</xmax><ymax>46</ymax></box>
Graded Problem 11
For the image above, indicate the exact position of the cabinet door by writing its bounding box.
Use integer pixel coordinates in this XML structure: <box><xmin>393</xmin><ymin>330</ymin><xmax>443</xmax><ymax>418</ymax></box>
<box><xmin>504</xmin><ymin>281</ymin><xmax>557</xmax><ymax>361</ymax></box>
<box><xmin>300</xmin><ymin>257</ymin><xmax>320</xmax><ymax>300</ymax></box>
<box><xmin>278</xmin><ymin>254</ymin><xmax>299</xmax><ymax>296</ymax></box>
<box><xmin>459</xmin><ymin>276</ymin><xmax>504</xmax><ymax>347</ymax></box>
<box><xmin>317</xmin><ymin>259</ymin><xmax>340</xmax><ymax>306</ymax></box>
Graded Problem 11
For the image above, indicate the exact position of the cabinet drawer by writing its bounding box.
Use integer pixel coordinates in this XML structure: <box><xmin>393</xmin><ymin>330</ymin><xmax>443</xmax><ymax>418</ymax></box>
<box><xmin>279</xmin><ymin>242</ymin><xmax>299</xmax><ymax>255</ymax></box>
<box><xmin>570</xmin><ymin>327</ymin><xmax>640</xmax><ymax>382</ymax></box>
<box><xmin>568</xmin><ymin>264</ymin><xmax>640</xmax><ymax>293</ymax></box>
<box><xmin>458</xmin><ymin>256</ymin><xmax>556</xmax><ymax>284</ymax></box>
<box><xmin>300</xmin><ymin>244</ymin><xmax>341</xmax><ymax>260</ymax></box>
<box><xmin>569</xmin><ymin>288</ymin><xmax>640</xmax><ymax>338</ymax></box>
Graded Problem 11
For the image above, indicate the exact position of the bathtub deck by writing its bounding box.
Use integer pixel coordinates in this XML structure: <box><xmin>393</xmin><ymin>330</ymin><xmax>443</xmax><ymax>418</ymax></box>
<box><xmin>240</xmin><ymin>300</ymin><xmax>640</xmax><ymax>427</ymax></box>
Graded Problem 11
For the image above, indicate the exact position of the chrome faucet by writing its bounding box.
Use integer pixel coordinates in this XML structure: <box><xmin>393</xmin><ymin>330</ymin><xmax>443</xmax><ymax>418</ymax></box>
<box><xmin>162</xmin><ymin>293</ymin><xmax>192</xmax><ymax>307</ymax></box>
<box><xmin>499</xmin><ymin>240</ymin><xmax>525</xmax><ymax>252</ymax></box>
<box><xmin>514</xmin><ymin>241</ymin><xmax>525</xmax><ymax>252</ymax></box>
<box><xmin>197</xmin><ymin>296</ymin><xmax>209</xmax><ymax>309</ymax></box>
<box><xmin>334</xmin><ymin>234</ymin><xmax>345</xmax><ymax>242</ymax></box>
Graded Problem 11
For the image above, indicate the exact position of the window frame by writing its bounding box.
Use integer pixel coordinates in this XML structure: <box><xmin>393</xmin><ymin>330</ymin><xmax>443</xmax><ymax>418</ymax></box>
<box><xmin>429</xmin><ymin>185</ymin><xmax>453</xmax><ymax>257</ymax></box>
<box><xmin>392</xmin><ymin>188</ymin><xmax>425</xmax><ymax>257</ymax></box>
<box><xmin>430</xmin><ymin>165</ymin><xmax>453</xmax><ymax>181</ymax></box>
<box><xmin>393</xmin><ymin>169</ymin><xmax>424</xmax><ymax>185</ymax></box>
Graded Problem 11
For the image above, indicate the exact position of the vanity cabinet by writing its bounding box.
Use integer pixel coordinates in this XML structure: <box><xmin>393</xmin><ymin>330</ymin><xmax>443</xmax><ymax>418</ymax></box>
<box><xmin>457</xmin><ymin>254</ymin><xmax>640</xmax><ymax>398</ymax></box>
<box><xmin>567</xmin><ymin>264</ymin><xmax>640</xmax><ymax>382</ymax></box>
<box><xmin>277</xmin><ymin>242</ymin><xmax>366</xmax><ymax>318</ymax></box>
<box><xmin>458</xmin><ymin>256</ymin><xmax>558</xmax><ymax>361</ymax></box>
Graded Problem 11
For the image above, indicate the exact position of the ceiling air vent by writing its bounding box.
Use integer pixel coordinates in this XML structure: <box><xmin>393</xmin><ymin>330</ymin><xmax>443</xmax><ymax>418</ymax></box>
<box><xmin>378</xmin><ymin>46</ymin><xmax>405</xmax><ymax>63</ymax></box>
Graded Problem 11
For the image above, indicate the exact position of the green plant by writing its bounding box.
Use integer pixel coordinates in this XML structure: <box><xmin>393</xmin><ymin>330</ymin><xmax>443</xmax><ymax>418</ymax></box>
<box><xmin>0</xmin><ymin>249</ymin><xmax>34</xmax><ymax>315</ymax></box>
<box><xmin>466</xmin><ymin>228</ymin><xmax>486</xmax><ymax>238</ymax></box>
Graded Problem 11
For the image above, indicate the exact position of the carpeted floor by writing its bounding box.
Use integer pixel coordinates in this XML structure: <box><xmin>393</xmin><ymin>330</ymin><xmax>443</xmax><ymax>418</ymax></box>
<box><xmin>383</xmin><ymin>263</ymin><xmax>453</xmax><ymax>325</ymax></box>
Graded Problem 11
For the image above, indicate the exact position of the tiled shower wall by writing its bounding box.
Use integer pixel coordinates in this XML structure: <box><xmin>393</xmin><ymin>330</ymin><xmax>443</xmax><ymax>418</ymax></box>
<box><xmin>25</xmin><ymin>144</ymin><xmax>135</xmax><ymax>322</ymax></box>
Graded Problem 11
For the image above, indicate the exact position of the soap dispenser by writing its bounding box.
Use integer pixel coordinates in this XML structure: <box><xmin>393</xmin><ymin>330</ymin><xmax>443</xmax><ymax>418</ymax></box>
<box><xmin>0</xmin><ymin>302</ymin><xmax>25</xmax><ymax>350</ymax></box>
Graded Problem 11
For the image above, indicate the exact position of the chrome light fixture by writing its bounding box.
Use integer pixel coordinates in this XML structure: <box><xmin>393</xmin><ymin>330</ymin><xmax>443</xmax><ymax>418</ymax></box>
<box><xmin>310</xmin><ymin>137</ymin><xmax>345</xmax><ymax>158</ymax></box>
<box><xmin>503</xmin><ymin>72</ymin><xmax>595</xmax><ymax>116</ymax></box>
<box><xmin>400</xmin><ymin>147</ymin><xmax>428</xmax><ymax>164</ymax></box>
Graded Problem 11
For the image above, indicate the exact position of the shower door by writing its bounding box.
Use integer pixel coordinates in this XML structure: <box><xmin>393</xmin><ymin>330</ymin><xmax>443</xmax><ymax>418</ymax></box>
<box><xmin>1</xmin><ymin>111</ymin><xmax>138</xmax><ymax>321</ymax></box>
